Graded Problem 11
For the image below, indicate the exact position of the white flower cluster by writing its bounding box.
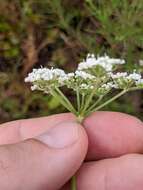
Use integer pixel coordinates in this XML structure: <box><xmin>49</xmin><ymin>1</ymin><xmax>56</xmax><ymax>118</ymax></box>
<box><xmin>110</xmin><ymin>72</ymin><xmax>141</xmax><ymax>81</ymax></box>
<box><xmin>110</xmin><ymin>71</ymin><xmax>143</xmax><ymax>89</ymax></box>
<box><xmin>25</xmin><ymin>68</ymin><xmax>66</xmax><ymax>91</ymax></box>
<box><xmin>78</xmin><ymin>54</ymin><xmax>125</xmax><ymax>72</ymax></box>
<box><xmin>101</xmin><ymin>82</ymin><xmax>117</xmax><ymax>90</ymax></box>
<box><xmin>59</xmin><ymin>71</ymin><xmax>95</xmax><ymax>92</ymax></box>
<box><xmin>96</xmin><ymin>82</ymin><xmax>117</xmax><ymax>95</ymax></box>
<box><xmin>25</xmin><ymin>68</ymin><xmax>66</xmax><ymax>82</ymax></box>
<box><xmin>80</xmin><ymin>83</ymin><xmax>94</xmax><ymax>90</ymax></box>
<box><xmin>25</xmin><ymin>54</ymin><xmax>143</xmax><ymax>95</ymax></box>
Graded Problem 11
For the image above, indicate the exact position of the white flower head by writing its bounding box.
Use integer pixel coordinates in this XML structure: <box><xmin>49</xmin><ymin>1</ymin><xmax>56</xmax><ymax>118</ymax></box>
<box><xmin>78</xmin><ymin>54</ymin><xmax>125</xmax><ymax>72</ymax></box>
<box><xmin>25</xmin><ymin>68</ymin><xmax>67</xmax><ymax>91</ymax></box>
<box><xmin>102</xmin><ymin>82</ymin><xmax>117</xmax><ymax>90</ymax></box>
<box><xmin>110</xmin><ymin>71</ymin><xmax>143</xmax><ymax>89</ymax></box>
<box><xmin>80</xmin><ymin>83</ymin><xmax>94</xmax><ymax>90</ymax></box>
<box><xmin>25</xmin><ymin>68</ymin><xmax>66</xmax><ymax>82</ymax></box>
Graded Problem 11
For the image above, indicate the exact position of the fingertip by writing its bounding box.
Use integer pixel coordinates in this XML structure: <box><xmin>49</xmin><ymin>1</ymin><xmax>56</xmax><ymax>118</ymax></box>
<box><xmin>83</xmin><ymin>111</ymin><xmax>143</xmax><ymax>160</ymax></box>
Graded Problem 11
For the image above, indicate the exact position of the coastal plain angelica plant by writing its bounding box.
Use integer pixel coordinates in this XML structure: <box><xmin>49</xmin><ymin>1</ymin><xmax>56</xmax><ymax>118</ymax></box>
<box><xmin>25</xmin><ymin>54</ymin><xmax>143</xmax><ymax>121</ymax></box>
<box><xmin>25</xmin><ymin>54</ymin><xmax>143</xmax><ymax>190</ymax></box>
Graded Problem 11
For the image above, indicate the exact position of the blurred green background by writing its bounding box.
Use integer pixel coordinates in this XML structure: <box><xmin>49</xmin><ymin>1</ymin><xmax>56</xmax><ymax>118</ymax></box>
<box><xmin>1</xmin><ymin>0</ymin><xmax>143</xmax><ymax>123</ymax></box>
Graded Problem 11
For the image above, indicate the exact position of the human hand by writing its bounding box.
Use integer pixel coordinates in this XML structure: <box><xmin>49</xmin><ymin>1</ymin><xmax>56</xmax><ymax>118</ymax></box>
<box><xmin>0</xmin><ymin>112</ymin><xmax>143</xmax><ymax>190</ymax></box>
<box><xmin>65</xmin><ymin>112</ymin><xmax>143</xmax><ymax>190</ymax></box>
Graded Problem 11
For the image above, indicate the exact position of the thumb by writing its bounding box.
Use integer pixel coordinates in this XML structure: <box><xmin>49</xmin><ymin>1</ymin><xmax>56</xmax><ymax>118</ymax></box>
<box><xmin>0</xmin><ymin>121</ymin><xmax>88</xmax><ymax>190</ymax></box>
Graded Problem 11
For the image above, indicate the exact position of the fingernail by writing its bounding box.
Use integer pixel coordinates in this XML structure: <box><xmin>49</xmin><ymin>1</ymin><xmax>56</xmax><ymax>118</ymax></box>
<box><xmin>35</xmin><ymin>122</ymin><xmax>79</xmax><ymax>148</ymax></box>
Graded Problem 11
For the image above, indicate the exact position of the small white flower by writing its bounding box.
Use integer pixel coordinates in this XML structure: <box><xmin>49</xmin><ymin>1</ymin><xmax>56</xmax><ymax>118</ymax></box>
<box><xmin>139</xmin><ymin>60</ymin><xmax>143</xmax><ymax>66</ymax></box>
<box><xmin>80</xmin><ymin>83</ymin><xmax>94</xmax><ymax>90</ymax></box>
<box><xmin>127</xmin><ymin>72</ymin><xmax>141</xmax><ymax>81</ymax></box>
<box><xmin>67</xmin><ymin>73</ymin><xmax>75</xmax><ymax>77</ymax></box>
<box><xmin>80</xmin><ymin>84</ymin><xmax>88</xmax><ymax>89</ymax></box>
<box><xmin>101</xmin><ymin>82</ymin><xmax>117</xmax><ymax>90</ymax></box>
<box><xmin>31</xmin><ymin>84</ymin><xmax>38</xmax><ymax>91</ymax></box>
<box><xmin>136</xmin><ymin>79</ymin><xmax>143</xmax><ymax>85</ymax></box>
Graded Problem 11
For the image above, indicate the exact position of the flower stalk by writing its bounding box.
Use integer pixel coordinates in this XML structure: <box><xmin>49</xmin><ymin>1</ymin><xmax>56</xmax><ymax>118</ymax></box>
<box><xmin>71</xmin><ymin>175</ymin><xmax>76</xmax><ymax>190</ymax></box>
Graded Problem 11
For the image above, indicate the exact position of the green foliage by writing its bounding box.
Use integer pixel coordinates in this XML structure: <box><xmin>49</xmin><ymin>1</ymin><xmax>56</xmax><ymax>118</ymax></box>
<box><xmin>0</xmin><ymin>0</ymin><xmax>143</xmax><ymax>123</ymax></box>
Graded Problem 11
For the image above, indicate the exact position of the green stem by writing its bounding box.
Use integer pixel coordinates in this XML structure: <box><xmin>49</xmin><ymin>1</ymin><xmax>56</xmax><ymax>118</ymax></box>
<box><xmin>55</xmin><ymin>87</ymin><xmax>77</xmax><ymax>115</ymax></box>
<box><xmin>85</xmin><ymin>95</ymin><xmax>103</xmax><ymax>116</ymax></box>
<box><xmin>81</xmin><ymin>91</ymin><xmax>95</xmax><ymax>116</ymax></box>
<box><xmin>77</xmin><ymin>114</ymin><xmax>84</xmax><ymax>123</ymax></box>
<box><xmin>50</xmin><ymin>89</ymin><xmax>76</xmax><ymax>114</ymax></box>
<box><xmin>80</xmin><ymin>93</ymin><xmax>85</xmax><ymax>112</ymax></box>
<box><xmin>128</xmin><ymin>87</ymin><xmax>143</xmax><ymax>91</ymax></box>
<box><xmin>76</xmin><ymin>88</ymin><xmax>80</xmax><ymax>113</ymax></box>
<box><xmin>70</xmin><ymin>114</ymin><xmax>84</xmax><ymax>190</ymax></box>
<box><xmin>50</xmin><ymin>90</ymin><xmax>70</xmax><ymax>110</ymax></box>
<box><xmin>71</xmin><ymin>175</ymin><xmax>76</xmax><ymax>190</ymax></box>
<box><xmin>88</xmin><ymin>90</ymin><xmax>127</xmax><ymax>114</ymax></box>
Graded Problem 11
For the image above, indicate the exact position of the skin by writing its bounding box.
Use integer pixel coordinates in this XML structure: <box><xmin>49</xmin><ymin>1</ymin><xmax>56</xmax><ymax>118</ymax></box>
<box><xmin>0</xmin><ymin>111</ymin><xmax>143</xmax><ymax>189</ymax></box>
